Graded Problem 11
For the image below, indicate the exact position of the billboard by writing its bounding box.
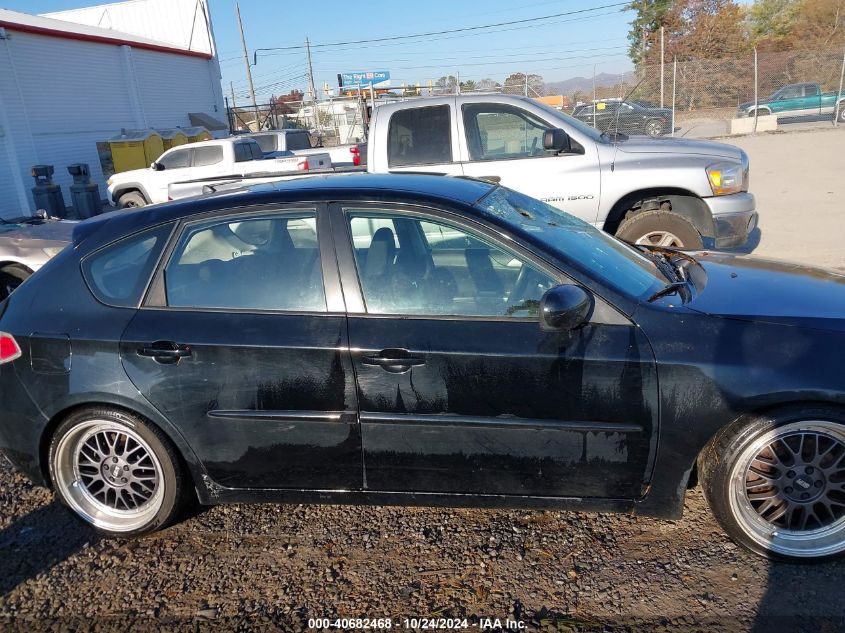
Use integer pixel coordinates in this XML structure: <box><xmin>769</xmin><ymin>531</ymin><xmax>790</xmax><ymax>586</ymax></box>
<box><xmin>339</xmin><ymin>71</ymin><xmax>390</xmax><ymax>87</ymax></box>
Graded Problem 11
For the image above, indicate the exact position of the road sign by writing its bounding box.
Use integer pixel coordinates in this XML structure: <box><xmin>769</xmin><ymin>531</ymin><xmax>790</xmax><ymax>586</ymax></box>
<box><xmin>339</xmin><ymin>71</ymin><xmax>390</xmax><ymax>87</ymax></box>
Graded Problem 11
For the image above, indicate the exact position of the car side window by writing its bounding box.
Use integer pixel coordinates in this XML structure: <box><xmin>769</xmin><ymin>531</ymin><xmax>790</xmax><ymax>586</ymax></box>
<box><xmin>387</xmin><ymin>105</ymin><xmax>452</xmax><ymax>167</ymax></box>
<box><xmin>159</xmin><ymin>149</ymin><xmax>191</xmax><ymax>170</ymax></box>
<box><xmin>248</xmin><ymin>141</ymin><xmax>264</xmax><ymax>160</ymax></box>
<box><xmin>286</xmin><ymin>132</ymin><xmax>312</xmax><ymax>151</ymax></box>
<box><xmin>347</xmin><ymin>211</ymin><xmax>557</xmax><ymax>318</ymax></box>
<box><xmin>780</xmin><ymin>86</ymin><xmax>802</xmax><ymax>99</ymax></box>
<box><xmin>164</xmin><ymin>213</ymin><xmax>326</xmax><ymax>312</ymax></box>
<box><xmin>192</xmin><ymin>145</ymin><xmax>223</xmax><ymax>167</ymax></box>
<box><xmin>462</xmin><ymin>104</ymin><xmax>549</xmax><ymax>161</ymax></box>
<box><xmin>233</xmin><ymin>143</ymin><xmax>251</xmax><ymax>163</ymax></box>
<box><xmin>82</xmin><ymin>223</ymin><xmax>174</xmax><ymax>307</ymax></box>
<box><xmin>804</xmin><ymin>84</ymin><xmax>820</xmax><ymax>97</ymax></box>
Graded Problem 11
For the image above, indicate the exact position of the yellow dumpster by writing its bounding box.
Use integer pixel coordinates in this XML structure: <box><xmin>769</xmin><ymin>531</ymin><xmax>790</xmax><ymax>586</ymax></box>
<box><xmin>108</xmin><ymin>129</ymin><xmax>164</xmax><ymax>173</ymax></box>
<box><xmin>182</xmin><ymin>126</ymin><xmax>212</xmax><ymax>143</ymax></box>
<box><xmin>158</xmin><ymin>128</ymin><xmax>189</xmax><ymax>150</ymax></box>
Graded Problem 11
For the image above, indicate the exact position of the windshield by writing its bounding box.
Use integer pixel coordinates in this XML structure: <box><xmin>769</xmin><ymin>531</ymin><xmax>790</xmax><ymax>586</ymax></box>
<box><xmin>529</xmin><ymin>99</ymin><xmax>607</xmax><ymax>143</ymax></box>
<box><xmin>476</xmin><ymin>187</ymin><xmax>667</xmax><ymax>301</ymax></box>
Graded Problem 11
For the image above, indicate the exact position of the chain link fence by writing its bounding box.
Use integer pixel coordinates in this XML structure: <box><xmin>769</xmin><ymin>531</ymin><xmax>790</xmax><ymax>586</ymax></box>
<box><xmin>227</xmin><ymin>46</ymin><xmax>844</xmax><ymax>145</ymax></box>
<box><xmin>227</xmin><ymin>96</ymin><xmax>369</xmax><ymax>146</ymax></box>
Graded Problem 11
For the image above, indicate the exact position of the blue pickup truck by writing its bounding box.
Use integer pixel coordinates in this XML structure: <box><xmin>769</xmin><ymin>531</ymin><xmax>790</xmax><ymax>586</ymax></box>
<box><xmin>737</xmin><ymin>82</ymin><xmax>845</xmax><ymax>121</ymax></box>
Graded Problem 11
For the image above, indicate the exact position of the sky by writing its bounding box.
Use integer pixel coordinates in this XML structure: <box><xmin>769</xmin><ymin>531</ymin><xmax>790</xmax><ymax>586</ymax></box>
<box><xmin>5</xmin><ymin>0</ymin><xmax>650</xmax><ymax>102</ymax></box>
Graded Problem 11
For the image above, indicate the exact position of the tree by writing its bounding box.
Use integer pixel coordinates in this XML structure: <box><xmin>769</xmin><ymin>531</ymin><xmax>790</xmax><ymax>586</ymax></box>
<box><xmin>434</xmin><ymin>75</ymin><xmax>458</xmax><ymax>94</ymax></box>
<box><xmin>502</xmin><ymin>73</ymin><xmax>546</xmax><ymax>96</ymax></box>
<box><xmin>663</xmin><ymin>0</ymin><xmax>750</xmax><ymax>60</ymax></box>
<box><xmin>460</xmin><ymin>79</ymin><xmax>478</xmax><ymax>92</ymax></box>
<box><xmin>627</xmin><ymin>0</ymin><xmax>673</xmax><ymax>65</ymax></box>
<box><xmin>787</xmin><ymin>0</ymin><xmax>845</xmax><ymax>48</ymax></box>
<box><xmin>746</xmin><ymin>0</ymin><xmax>802</xmax><ymax>48</ymax></box>
<box><xmin>477</xmin><ymin>78</ymin><xmax>501</xmax><ymax>91</ymax></box>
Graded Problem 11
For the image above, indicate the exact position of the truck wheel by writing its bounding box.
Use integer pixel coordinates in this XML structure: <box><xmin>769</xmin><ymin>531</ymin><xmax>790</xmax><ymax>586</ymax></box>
<box><xmin>699</xmin><ymin>405</ymin><xmax>845</xmax><ymax>561</ymax></box>
<box><xmin>0</xmin><ymin>265</ymin><xmax>31</xmax><ymax>301</ymax></box>
<box><xmin>615</xmin><ymin>210</ymin><xmax>703</xmax><ymax>249</ymax></box>
<box><xmin>117</xmin><ymin>191</ymin><xmax>147</xmax><ymax>209</ymax></box>
<box><xmin>645</xmin><ymin>119</ymin><xmax>664</xmax><ymax>137</ymax></box>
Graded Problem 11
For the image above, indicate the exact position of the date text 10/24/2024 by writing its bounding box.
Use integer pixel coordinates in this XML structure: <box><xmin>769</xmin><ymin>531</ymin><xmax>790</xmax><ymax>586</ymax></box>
<box><xmin>307</xmin><ymin>617</ymin><xmax>527</xmax><ymax>630</ymax></box>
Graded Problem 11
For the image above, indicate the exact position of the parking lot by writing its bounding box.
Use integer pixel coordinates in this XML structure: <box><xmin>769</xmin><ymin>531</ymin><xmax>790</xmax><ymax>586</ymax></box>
<box><xmin>0</xmin><ymin>125</ymin><xmax>843</xmax><ymax>632</ymax></box>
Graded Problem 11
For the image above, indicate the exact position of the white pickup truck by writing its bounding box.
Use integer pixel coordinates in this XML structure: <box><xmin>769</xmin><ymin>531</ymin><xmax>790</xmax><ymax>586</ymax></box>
<box><xmin>107</xmin><ymin>137</ymin><xmax>331</xmax><ymax>208</ymax></box>
<box><xmin>245</xmin><ymin>130</ymin><xmax>362</xmax><ymax>167</ymax></box>
<box><xmin>365</xmin><ymin>94</ymin><xmax>757</xmax><ymax>249</ymax></box>
<box><xmin>168</xmin><ymin>95</ymin><xmax>758</xmax><ymax>250</ymax></box>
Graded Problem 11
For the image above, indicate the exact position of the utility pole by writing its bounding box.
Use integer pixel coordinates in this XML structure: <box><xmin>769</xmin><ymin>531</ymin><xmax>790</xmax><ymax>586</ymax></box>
<box><xmin>230</xmin><ymin>81</ymin><xmax>237</xmax><ymax>109</ymax></box>
<box><xmin>524</xmin><ymin>73</ymin><xmax>528</xmax><ymax>97</ymax></box>
<box><xmin>660</xmin><ymin>26</ymin><xmax>664</xmax><ymax>108</ymax></box>
<box><xmin>305</xmin><ymin>37</ymin><xmax>322</xmax><ymax>136</ymax></box>
<box><xmin>235</xmin><ymin>3</ymin><xmax>259</xmax><ymax>130</ymax></box>
<box><xmin>641</xmin><ymin>0</ymin><xmax>647</xmax><ymax>78</ymax></box>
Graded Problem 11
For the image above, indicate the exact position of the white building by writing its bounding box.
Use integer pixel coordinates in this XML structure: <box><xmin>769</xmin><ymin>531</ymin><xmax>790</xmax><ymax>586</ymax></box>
<box><xmin>0</xmin><ymin>0</ymin><xmax>225</xmax><ymax>218</ymax></box>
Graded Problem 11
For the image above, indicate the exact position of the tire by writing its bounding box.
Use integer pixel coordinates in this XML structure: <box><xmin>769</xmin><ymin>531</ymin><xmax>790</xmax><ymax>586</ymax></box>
<box><xmin>48</xmin><ymin>407</ymin><xmax>187</xmax><ymax>537</ymax></box>
<box><xmin>117</xmin><ymin>191</ymin><xmax>147</xmax><ymax>209</ymax></box>
<box><xmin>644</xmin><ymin>119</ymin><xmax>664</xmax><ymax>137</ymax></box>
<box><xmin>0</xmin><ymin>265</ymin><xmax>31</xmax><ymax>301</ymax></box>
<box><xmin>615</xmin><ymin>210</ymin><xmax>703</xmax><ymax>249</ymax></box>
<box><xmin>837</xmin><ymin>105</ymin><xmax>845</xmax><ymax>124</ymax></box>
<box><xmin>699</xmin><ymin>405</ymin><xmax>845</xmax><ymax>561</ymax></box>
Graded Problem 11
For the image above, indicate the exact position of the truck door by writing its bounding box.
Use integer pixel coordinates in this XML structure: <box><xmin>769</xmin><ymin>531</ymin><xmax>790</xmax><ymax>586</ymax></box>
<box><xmin>458</xmin><ymin>102</ymin><xmax>602</xmax><ymax>224</ymax></box>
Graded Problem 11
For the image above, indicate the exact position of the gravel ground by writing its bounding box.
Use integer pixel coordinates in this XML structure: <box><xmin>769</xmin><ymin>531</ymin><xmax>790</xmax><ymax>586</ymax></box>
<box><xmin>1</xmin><ymin>456</ymin><xmax>843</xmax><ymax>632</ymax></box>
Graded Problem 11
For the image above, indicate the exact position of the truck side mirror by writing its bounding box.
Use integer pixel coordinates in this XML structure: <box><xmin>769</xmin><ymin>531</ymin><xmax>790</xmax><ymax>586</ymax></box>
<box><xmin>151</xmin><ymin>161</ymin><xmax>164</xmax><ymax>171</ymax></box>
<box><xmin>539</xmin><ymin>284</ymin><xmax>593</xmax><ymax>331</ymax></box>
<box><xmin>543</xmin><ymin>128</ymin><xmax>571</xmax><ymax>153</ymax></box>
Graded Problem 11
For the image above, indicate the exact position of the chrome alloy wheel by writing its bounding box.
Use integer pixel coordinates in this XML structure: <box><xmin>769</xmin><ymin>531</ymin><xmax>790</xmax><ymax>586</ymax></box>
<box><xmin>53</xmin><ymin>420</ymin><xmax>165</xmax><ymax>532</ymax></box>
<box><xmin>634</xmin><ymin>231</ymin><xmax>684</xmax><ymax>248</ymax></box>
<box><xmin>730</xmin><ymin>421</ymin><xmax>845</xmax><ymax>558</ymax></box>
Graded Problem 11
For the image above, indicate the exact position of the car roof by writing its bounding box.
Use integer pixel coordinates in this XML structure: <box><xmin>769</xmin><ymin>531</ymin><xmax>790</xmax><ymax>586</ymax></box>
<box><xmin>73</xmin><ymin>173</ymin><xmax>497</xmax><ymax>248</ymax></box>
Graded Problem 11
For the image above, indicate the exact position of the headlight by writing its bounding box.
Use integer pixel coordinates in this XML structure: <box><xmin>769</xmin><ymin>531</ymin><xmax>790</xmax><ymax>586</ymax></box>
<box><xmin>107</xmin><ymin>177</ymin><xmax>114</xmax><ymax>186</ymax></box>
<box><xmin>42</xmin><ymin>246</ymin><xmax>65</xmax><ymax>258</ymax></box>
<box><xmin>706</xmin><ymin>161</ymin><xmax>745</xmax><ymax>195</ymax></box>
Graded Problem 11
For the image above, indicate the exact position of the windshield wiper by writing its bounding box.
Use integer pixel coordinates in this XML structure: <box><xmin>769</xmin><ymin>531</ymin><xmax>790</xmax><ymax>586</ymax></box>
<box><xmin>647</xmin><ymin>281</ymin><xmax>691</xmax><ymax>303</ymax></box>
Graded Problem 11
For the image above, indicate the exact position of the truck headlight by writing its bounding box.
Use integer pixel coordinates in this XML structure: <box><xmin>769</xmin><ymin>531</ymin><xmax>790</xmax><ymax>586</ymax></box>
<box><xmin>107</xmin><ymin>177</ymin><xmax>114</xmax><ymax>186</ymax></box>
<box><xmin>706</xmin><ymin>162</ymin><xmax>744</xmax><ymax>195</ymax></box>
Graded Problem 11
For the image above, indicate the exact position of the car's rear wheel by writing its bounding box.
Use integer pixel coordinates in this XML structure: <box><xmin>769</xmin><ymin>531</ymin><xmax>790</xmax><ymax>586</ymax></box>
<box><xmin>700</xmin><ymin>405</ymin><xmax>845</xmax><ymax>561</ymax></box>
<box><xmin>0</xmin><ymin>264</ymin><xmax>31</xmax><ymax>301</ymax></box>
<box><xmin>644</xmin><ymin>119</ymin><xmax>664</xmax><ymax>137</ymax></box>
<box><xmin>48</xmin><ymin>407</ymin><xmax>186</xmax><ymax>537</ymax></box>
<box><xmin>615</xmin><ymin>210</ymin><xmax>703</xmax><ymax>249</ymax></box>
<box><xmin>117</xmin><ymin>191</ymin><xmax>147</xmax><ymax>209</ymax></box>
<box><xmin>837</xmin><ymin>105</ymin><xmax>845</xmax><ymax>124</ymax></box>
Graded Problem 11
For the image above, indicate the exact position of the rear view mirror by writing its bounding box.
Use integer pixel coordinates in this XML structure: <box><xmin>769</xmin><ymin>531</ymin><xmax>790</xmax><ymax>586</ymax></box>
<box><xmin>543</xmin><ymin>128</ymin><xmax>571</xmax><ymax>153</ymax></box>
<box><xmin>539</xmin><ymin>284</ymin><xmax>593</xmax><ymax>331</ymax></box>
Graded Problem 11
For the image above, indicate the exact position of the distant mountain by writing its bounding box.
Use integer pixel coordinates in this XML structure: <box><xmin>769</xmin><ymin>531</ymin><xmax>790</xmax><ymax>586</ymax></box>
<box><xmin>545</xmin><ymin>72</ymin><xmax>630</xmax><ymax>96</ymax></box>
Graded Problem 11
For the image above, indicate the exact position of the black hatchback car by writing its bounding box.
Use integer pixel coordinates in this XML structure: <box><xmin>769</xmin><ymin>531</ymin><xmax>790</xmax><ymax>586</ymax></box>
<box><xmin>1</xmin><ymin>174</ymin><xmax>844</xmax><ymax>561</ymax></box>
<box><xmin>572</xmin><ymin>100</ymin><xmax>672</xmax><ymax>137</ymax></box>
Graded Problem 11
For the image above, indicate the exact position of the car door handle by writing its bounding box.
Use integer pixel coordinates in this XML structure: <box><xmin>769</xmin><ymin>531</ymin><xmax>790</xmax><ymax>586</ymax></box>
<box><xmin>137</xmin><ymin>341</ymin><xmax>192</xmax><ymax>364</ymax></box>
<box><xmin>362</xmin><ymin>349</ymin><xmax>425</xmax><ymax>373</ymax></box>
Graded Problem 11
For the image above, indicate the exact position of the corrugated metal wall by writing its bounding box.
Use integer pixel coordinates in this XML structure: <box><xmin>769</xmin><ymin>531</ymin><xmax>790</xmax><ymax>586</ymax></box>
<box><xmin>0</xmin><ymin>24</ymin><xmax>224</xmax><ymax>214</ymax></box>
<box><xmin>43</xmin><ymin>0</ymin><xmax>214</xmax><ymax>55</ymax></box>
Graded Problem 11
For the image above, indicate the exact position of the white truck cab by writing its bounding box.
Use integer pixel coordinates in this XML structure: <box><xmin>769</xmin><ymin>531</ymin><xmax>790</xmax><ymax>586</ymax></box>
<box><xmin>366</xmin><ymin>94</ymin><xmax>758</xmax><ymax>249</ymax></box>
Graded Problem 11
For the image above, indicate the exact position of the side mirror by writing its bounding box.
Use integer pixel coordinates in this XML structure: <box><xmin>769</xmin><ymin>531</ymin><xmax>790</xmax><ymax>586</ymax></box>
<box><xmin>543</xmin><ymin>128</ymin><xmax>571</xmax><ymax>153</ymax></box>
<box><xmin>151</xmin><ymin>161</ymin><xmax>164</xmax><ymax>171</ymax></box>
<box><xmin>539</xmin><ymin>284</ymin><xmax>593</xmax><ymax>331</ymax></box>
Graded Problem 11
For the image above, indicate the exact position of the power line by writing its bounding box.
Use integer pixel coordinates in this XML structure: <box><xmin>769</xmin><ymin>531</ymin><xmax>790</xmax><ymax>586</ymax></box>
<box><xmin>251</xmin><ymin>2</ymin><xmax>629</xmax><ymax>60</ymax></box>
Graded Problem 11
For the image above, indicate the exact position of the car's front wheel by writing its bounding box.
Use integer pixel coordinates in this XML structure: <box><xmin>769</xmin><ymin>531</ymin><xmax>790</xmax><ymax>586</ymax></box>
<box><xmin>48</xmin><ymin>407</ymin><xmax>187</xmax><ymax>537</ymax></box>
<box><xmin>644</xmin><ymin>119</ymin><xmax>664</xmax><ymax>137</ymax></box>
<box><xmin>117</xmin><ymin>191</ymin><xmax>147</xmax><ymax>209</ymax></box>
<box><xmin>700</xmin><ymin>405</ymin><xmax>845</xmax><ymax>561</ymax></box>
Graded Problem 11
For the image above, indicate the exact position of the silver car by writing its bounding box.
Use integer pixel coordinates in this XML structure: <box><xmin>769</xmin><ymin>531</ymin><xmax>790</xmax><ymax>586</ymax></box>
<box><xmin>0</xmin><ymin>216</ymin><xmax>74</xmax><ymax>300</ymax></box>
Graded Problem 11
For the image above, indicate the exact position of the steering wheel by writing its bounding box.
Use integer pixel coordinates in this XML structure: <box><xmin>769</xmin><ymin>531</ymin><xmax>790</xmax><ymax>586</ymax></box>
<box><xmin>506</xmin><ymin>265</ymin><xmax>534</xmax><ymax>311</ymax></box>
<box><xmin>530</xmin><ymin>136</ymin><xmax>539</xmax><ymax>155</ymax></box>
